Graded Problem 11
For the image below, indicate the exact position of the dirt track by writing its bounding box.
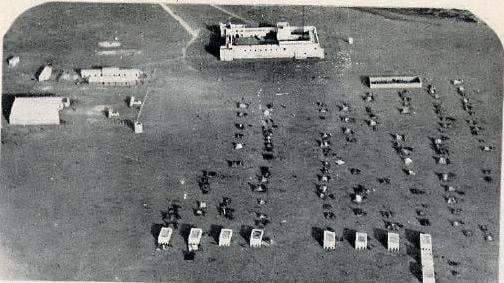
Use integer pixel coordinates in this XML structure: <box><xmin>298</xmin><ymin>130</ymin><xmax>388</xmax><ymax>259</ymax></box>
<box><xmin>0</xmin><ymin>3</ymin><xmax>502</xmax><ymax>282</ymax></box>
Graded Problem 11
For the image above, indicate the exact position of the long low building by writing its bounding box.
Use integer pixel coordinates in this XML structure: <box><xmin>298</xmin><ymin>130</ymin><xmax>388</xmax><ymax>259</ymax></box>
<box><xmin>9</xmin><ymin>96</ymin><xmax>65</xmax><ymax>125</ymax></box>
<box><xmin>219</xmin><ymin>22</ymin><xmax>325</xmax><ymax>61</ymax></box>
<box><xmin>80</xmin><ymin>67</ymin><xmax>143</xmax><ymax>86</ymax></box>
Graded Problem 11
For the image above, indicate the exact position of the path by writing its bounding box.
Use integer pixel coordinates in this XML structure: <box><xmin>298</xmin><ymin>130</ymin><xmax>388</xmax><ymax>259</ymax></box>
<box><xmin>159</xmin><ymin>3</ymin><xmax>200</xmax><ymax>58</ymax></box>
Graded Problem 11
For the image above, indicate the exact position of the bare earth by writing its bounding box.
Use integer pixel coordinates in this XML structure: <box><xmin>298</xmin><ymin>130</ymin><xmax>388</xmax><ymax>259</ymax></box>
<box><xmin>0</xmin><ymin>3</ymin><xmax>502</xmax><ymax>282</ymax></box>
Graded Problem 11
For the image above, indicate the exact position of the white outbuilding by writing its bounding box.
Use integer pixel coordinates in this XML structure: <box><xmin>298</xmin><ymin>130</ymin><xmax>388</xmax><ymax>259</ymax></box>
<box><xmin>218</xmin><ymin>229</ymin><xmax>233</xmax><ymax>247</ymax></box>
<box><xmin>188</xmin><ymin>228</ymin><xmax>203</xmax><ymax>252</ymax></box>
<box><xmin>323</xmin><ymin>230</ymin><xmax>336</xmax><ymax>250</ymax></box>
<box><xmin>250</xmin><ymin>229</ymin><xmax>264</xmax><ymax>247</ymax></box>
<box><xmin>37</xmin><ymin>65</ymin><xmax>52</xmax><ymax>82</ymax></box>
<box><xmin>355</xmin><ymin>232</ymin><xmax>368</xmax><ymax>250</ymax></box>
<box><xmin>7</xmin><ymin>56</ymin><xmax>20</xmax><ymax>67</ymax></box>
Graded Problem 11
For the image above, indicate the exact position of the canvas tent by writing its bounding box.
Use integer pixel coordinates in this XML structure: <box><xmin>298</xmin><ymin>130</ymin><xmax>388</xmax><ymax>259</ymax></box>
<box><xmin>9</xmin><ymin>97</ymin><xmax>64</xmax><ymax>125</ymax></box>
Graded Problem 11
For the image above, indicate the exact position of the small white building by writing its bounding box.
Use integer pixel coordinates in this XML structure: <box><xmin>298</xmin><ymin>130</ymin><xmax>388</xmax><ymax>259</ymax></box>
<box><xmin>250</xmin><ymin>229</ymin><xmax>264</xmax><ymax>247</ymax></box>
<box><xmin>7</xmin><ymin>56</ymin><xmax>20</xmax><ymax>67</ymax></box>
<box><xmin>188</xmin><ymin>228</ymin><xmax>203</xmax><ymax>252</ymax></box>
<box><xmin>37</xmin><ymin>65</ymin><xmax>52</xmax><ymax>82</ymax></box>
<box><xmin>355</xmin><ymin>232</ymin><xmax>367</xmax><ymax>250</ymax></box>
<box><xmin>157</xmin><ymin>227</ymin><xmax>173</xmax><ymax>249</ymax></box>
<box><xmin>419</xmin><ymin>233</ymin><xmax>432</xmax><ymax>252</ymax></box>
<box><xmin>9</xmin><ymin>96</ymin><xmax>65</xmax><ymax>125</ymax></box>
<box><xmin>218</xmin><ymin>229</ymin><xmax>233</xmax><ymax>247</ymax></box>
<box><xmin>387</xmin><ymin>232</ymin><xmax>400</xmax><ymax>251</ymax></box>
<box><xmin>323</xmin><ymin>230</ymin><xmax>336</xmax><ymax>250</ymax></box>
<box><xmin>134</xmin><ymin>122</ymin><xmax>143</xmax><ymax>134</ymax></box>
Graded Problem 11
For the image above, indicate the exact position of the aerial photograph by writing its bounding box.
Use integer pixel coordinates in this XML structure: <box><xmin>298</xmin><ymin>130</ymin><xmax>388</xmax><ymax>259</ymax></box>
<box><xmin>0</xmin><ymin>2</ymin><xmax>501</xmax><ymax>282</ymax></box>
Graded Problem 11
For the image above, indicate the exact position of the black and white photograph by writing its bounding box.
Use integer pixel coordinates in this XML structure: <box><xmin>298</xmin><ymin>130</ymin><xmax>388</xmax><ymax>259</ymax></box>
<box><xmin>0</xmin><ymin>1</ymin><xmax>502</xmax><ymax>282</ymax></box>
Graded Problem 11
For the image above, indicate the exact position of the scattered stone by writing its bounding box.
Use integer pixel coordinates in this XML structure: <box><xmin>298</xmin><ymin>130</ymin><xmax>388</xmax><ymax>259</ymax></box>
<box><xmin>353</xmin><ymin>194</ymin><xmax>364</xmax><ymax>204</ymax></box>
<box><xmin>483</xmin><ymin>176</ymin><xmax>492</xmax><ymax>183</ymax></box>
<box><xmin>322</xmin><ymin>204</ymin><xmax>332</xmax><ymax>210</ymax></box>
<box><xmin>237</xmin><ymin>102</ymin><xmax>249</xmax><ymax>109</ymax></box>
<box><xmin>446</xmin><ymin>196</ymin><xmax>458</xmax><ymax>204</ymax></box>
<box><xmin>335</xmin><ymin>159</ymin><xmax>346</xmax><ymax>165</ymax></box>
<box><xmin>450</xmin><ymin>208</ymin><xmax>463</xmax><ymax>215</ymax></box>
<box><xmin>353</xmin><ymin>208</ymin><xmax>367</xmax><ymax>217</ymax></box>
<box><xmin>324</xmin><ymin>211</ymin><xmax>336</xmax><ymax>219</ymax></box>
<box><xmin>384</xmin><ymin>221</ymin><xmax>403</xmax><ymax>231</ymax></box>
<box><xmin>350</xmin><ymin>168</ymin><xmax>361</xmax><ymax>175</ymax></box>
<box><xmin>418</xmin><ymin>218</ymin><xmax>431</xmax><ymax>226</ymax></box>
<box><xmin>448</xmin><ymin>260</ymin><xmax>460</xmax><ymax>266</ymax></box>
<box><xmin>404</xmin><ymin>169</ymin><xmax>416</xmax><ymax>176</ymax></box>
<box><xmin>377</xmin><ymin>177</ymin><xmax>391</xmax><ymax>184</ymax></box>
<box><xmin>462</xmin><ymin>230</ymin><xmax>473</xmax><ymax>237</ymax></box>
<box><xmin>451</xmin><ymin>220</ymin><xmax>464</xmax><ymax>227</ymax></box>
<box><xmin>381</xmin><ymin>210</ymin><xmax>394</xmax><ymax>218</ymax></box>
<box><xmin>451</xmin><ymin>79</ymin><xmax>464</xmax><ymax>85</ymax></box>
<box><xmin>481</xmin><ymin>145</ymin><xmax>494</xmax><ymax>151</ymax></box>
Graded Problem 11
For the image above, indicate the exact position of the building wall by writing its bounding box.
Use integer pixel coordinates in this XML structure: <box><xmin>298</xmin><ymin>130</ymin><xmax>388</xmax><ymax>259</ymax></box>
<box><xmin>220</xmin><ymin>43</ymin><xmax>324</xmax><ymax>61</ymax></box>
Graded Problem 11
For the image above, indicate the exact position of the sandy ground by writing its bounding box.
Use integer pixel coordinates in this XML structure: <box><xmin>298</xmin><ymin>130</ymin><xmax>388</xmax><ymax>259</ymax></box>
<box><xmin>0</xmin><ymin>3</ymin><xmax>502</xmax><ymax>282</ymax></box>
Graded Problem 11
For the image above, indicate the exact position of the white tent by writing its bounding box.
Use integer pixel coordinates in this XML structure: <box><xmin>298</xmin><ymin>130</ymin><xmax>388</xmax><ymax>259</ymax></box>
<box><xmin>9</xmin><ymin>97</ymin><xmax>64</xmax><ymax>125</ymax></box>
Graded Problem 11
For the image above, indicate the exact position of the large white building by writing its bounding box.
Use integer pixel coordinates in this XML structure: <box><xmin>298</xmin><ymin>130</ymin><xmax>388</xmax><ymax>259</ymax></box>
<box><xmin>9</xmin><ymin>97</ymin><xmax>65</xmax><ymax>125</ymax></box>
<box><xmin>219</xmin><ymin>22</ymin><xmax>325</xmax><ymax>61</ymax></box>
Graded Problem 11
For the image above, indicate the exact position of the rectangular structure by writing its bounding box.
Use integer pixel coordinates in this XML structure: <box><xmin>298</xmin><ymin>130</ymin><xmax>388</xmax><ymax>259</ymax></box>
<box><xmin>355</xmin><ymin>232</ymin><xmax>367</xmax><ymax>250</ymax></box>
<box><xmin>134</xmin><ymin>122</ymin><xmax>143</xmax><ymax>134</ymax></box>
<box><xmin>8</xmin><ymin>56</ymin><xmax>19</xmax><ymax>67</ymax></box>
<box><xmin>369</xmin><ymin>76</ymin><xmax>422</xmax><ymax>89</ymax></box>
<box><xmin>218</xmin><ymin>229</ymin><xmax>233</xmax><ymax>247</ymax></box>
<box><xmin>250</xmin><ymin>229</ymin><xmax>264</xmax><ymax>247</ymax></box>
<box><xmin>419</xmin><ymin>233</ymin><xmax>432</xmax><ymax>252</ymax></box>
<box><xmin>157</xmin><ymin>227</ymin><xmax>173</xmax><ymax>246</ymax></box>
<box><xmin>388</xmin><ymin>232</ymin><xmax>400</xmax><ymax>251</ymax></box>
<box><xmin>323</xmin><ymin>230</ymin><xmax>336</xmax><ymax>250</ymax></box>
<box><xmin>80</xmin><ymin>67</ymin><xmax>143</xmax><ymax>86</ymax></box>
<box><xmin>219</xmin><ymin>22</ymin><xmax>324</xmax><ymax>61</ymax></box>
<box><xmin>188</xmin><ymin>228</ymin><xmax>203</xmax><ymax>252</ymax></box>
<box><xmin>421</xmin><ymin>250</ymin><xmax>435</xmax><ymax>283</ymax></box>
<box><xmin>419</xmin><ymin>233</ymin><xmax>435</xmax><ymax>283</ymax></box>
<box><xmin>37</xmin><ymin>65</ymin><xmax>52</xmax><ymax>82</ymax></box>
<box><xmin>9</xmin><ymin>96</ymin><xmax>65</xmax><ymax>125</ymax></box>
